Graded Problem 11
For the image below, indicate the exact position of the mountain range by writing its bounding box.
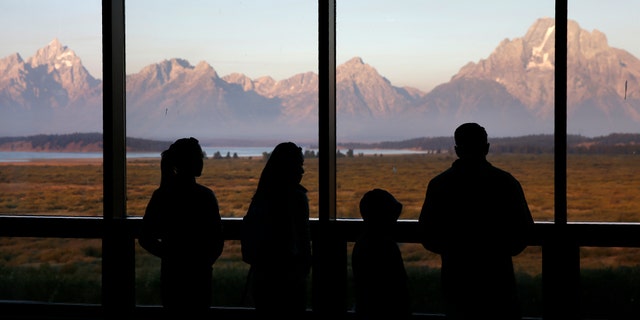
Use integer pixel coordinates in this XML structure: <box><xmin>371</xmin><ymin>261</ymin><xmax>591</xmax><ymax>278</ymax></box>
<box><xmin>1</xmin><ymin>17</ymin><xmax>639</xmax><ymax>143</ymax></box>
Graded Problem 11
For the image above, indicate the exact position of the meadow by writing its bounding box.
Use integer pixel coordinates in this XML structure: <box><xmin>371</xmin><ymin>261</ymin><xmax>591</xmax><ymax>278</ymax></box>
<box><xmin>3</xmin><ymin>152</ymin><xmax>639</xmax><ymax>221</ymax></box>
<box><xmin>1</xmin><ymin>153</ymin><xmax>640</xmax><ymax>315</ymax></box>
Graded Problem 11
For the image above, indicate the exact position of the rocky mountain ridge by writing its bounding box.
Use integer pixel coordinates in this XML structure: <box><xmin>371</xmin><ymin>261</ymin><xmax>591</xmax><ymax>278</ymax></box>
<box><xmin>1</xmin><ymin>17</ymin><xmax>639</xmax><ymax>142</ymax></box>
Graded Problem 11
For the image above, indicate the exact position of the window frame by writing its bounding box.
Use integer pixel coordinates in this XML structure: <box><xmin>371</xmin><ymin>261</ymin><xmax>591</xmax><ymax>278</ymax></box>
<box><xmin>4</xmin><ymin>1</ymin><xmax>640</xmax><ymax>319</ymax></box>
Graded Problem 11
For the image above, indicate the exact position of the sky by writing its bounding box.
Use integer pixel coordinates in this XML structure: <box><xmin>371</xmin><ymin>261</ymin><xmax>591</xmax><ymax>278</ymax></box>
<box><xmin>1</xmin><ymin>0</ymin><xmax>639</xmax><ymax>93</ymax></box>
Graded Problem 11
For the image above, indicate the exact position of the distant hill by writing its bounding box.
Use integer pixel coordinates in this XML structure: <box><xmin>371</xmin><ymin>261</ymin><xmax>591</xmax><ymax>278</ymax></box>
<box><xmin>0</xmin><ymin>133</ymin><xmax>171</xmax><ymax>152</ymax></box>
<box><xmin>1</xmin><ymin>132</ymin><xmax>639</xmax><ymax>154</ymax></box>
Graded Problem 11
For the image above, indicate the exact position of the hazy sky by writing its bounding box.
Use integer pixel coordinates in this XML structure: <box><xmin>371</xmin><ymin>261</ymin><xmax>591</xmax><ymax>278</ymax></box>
<box><xmin>1</xmin><ymin>0</ymin><xmax>639</xmax><ymax>92</ymax></box>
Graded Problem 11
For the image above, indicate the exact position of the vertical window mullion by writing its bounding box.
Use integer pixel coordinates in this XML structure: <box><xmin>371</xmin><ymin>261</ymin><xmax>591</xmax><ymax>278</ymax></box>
<box><xmin>555</xmin><ymin>0</ymin><xmax>567</xmax><ymax>225</ymax></box>
<box><xmin>313</xmin><ymin>1</ymin><xmax>347</xmax><ymax>317</ymax></box>
<box><xmin>543</xmin><ymin>2</ymin><xmax>579</xmax><ymax>319</ymax></box>
<box><xmin>103</xmin><ymin>0</ymin><xmax>126</xmax><ymax>221</ymax></box>
<box><xmin>319</xmin><ymin>0</ymin><xmax>337</xmax><ymax>222</ymax></box>
<box><xmin>102</xmin><ymin>0</ymin><xmax>134</xmax><ymax>316</ymax></box>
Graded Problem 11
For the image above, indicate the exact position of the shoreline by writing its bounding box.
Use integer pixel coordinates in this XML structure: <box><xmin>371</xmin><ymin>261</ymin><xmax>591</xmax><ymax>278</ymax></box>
<box><xmin>0</xmin><ymin>158</ymin><xmax>106</xmax><ymax>166</ymax></box>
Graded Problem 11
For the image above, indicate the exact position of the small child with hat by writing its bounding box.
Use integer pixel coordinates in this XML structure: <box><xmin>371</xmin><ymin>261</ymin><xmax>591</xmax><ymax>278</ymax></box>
<box><xmin>351</xmin><ymin>188</ymin><xmax>410</xmax><ymax>320</ymax></box>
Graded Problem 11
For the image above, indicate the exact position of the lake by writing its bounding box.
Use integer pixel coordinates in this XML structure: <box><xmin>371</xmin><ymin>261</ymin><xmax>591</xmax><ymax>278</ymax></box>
<box><xmin>0</xmin><ymin>147</ymin><xmax>429</xmax><ymax>162</ymax></box>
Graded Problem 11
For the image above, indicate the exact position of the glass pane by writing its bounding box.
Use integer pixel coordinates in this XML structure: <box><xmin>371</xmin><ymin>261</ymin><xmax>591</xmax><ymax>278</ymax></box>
<box><xmin>126</xmin><ymin>0</ymin><xmax>318</xmax><ymax>310</ymax></box>
<box><xmin>347</xmin><ymin>242</ymin><xmax>443</xmax><ymax>314</ymax></box>
<box><xmin>0</xmin><ymin>0</ymin><xmax>103</xmax><ymax>216</ymax></box>
<box><xmin>513</xmin><ymin>246</ymin><xmax>543</xmax><ymax>318</ymax></box>
<box><xmin>336</xmin><ymin>0</ymin><xmax>555</xmax><ymax>222</ymax></box>
<box><xmin>567</xmin><ymin>1</ymin><xmax>640</xmax><ymax>222</ymax></box>
<box><xmin>125</xmin><ymin>1</ymin><xmax>319</xmax><ymax>218</ymax></box>
<box><xmin>0</xmin><ymin>237</ymin><xmax>102</xmax><ymax>303</ymax></box>
<box><xmin>580</xmin><ymin>247</ymin><xmax>640</xmax><ymax>318</ymax></box>
<box><xmin>347</xmin><ymin>243</ymin><xmax>543</xmax><ymax>317</ymax></box>
<box><xmin>136</xmin><ymin>239</ymin><xmax>252</xmax><ymax>307</ymax></box>
<box><xmin>337</xmin><ymin>1</ymin><xmax>553</xmax><ymax>316</ymax></box>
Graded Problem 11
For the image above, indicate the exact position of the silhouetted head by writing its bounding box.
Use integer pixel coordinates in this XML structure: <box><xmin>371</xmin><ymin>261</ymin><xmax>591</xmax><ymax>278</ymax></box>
<box><xmin>359</xmin><ymin>188</ymin><xmax>403</xmax><ymax>226</ymax></box>
<box><xmin>454</xmin><ymin>123</ymin><xmax>489</xmax><ymax>160</ymax></box>
<box><xmin>160</xmin><ymin>137</ymin><xmax>204</xmax><ymax>186</ymax></box>
<box><xmin>256</xmin><ymin>142</ymin><xmax>304</xmax><ymax>194</ymax></box>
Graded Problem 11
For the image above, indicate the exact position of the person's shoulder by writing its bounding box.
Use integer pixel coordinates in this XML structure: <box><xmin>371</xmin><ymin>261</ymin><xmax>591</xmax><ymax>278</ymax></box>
<box><xmin>295</xmin><ymin>184</ymin><xmax>308</xmax><ymax>193</ymax></box>
<box><xmin>435</xmin><ymin>166</ymin><xmax>454</xmax><ymax>177</ymax></box>
<box><xmin>352</xmin><ymin>237</ymin><xmax>375</xmax><ymax>256</ymax></box>
<box><xmin>488</xmin><ymin>163</ymin><xmax>515</xmax><ymax>176</ymax></box>
<box><xmin>292</xmin><ymin>184</ymin><xmax>309</xmax><ymax>198</ymax></box>
<box><xmin>149</xmin><ymin>187</ymin><xmax>166</xmax><ymax>198</ymax></box>
<box><xmin>428</xmin><ymin>166</ymin><xmax>455</xmax><ymax>184</ymax></box>
<box><xmin>355</xmin><ymin>234</ymin><xmax>394</xmax><ymax>248</ymax></box>
<box><xmin>194</xmin><ymin>183</ymin><xmax>216</xmax><ymax>195</ymax></box>
<box><xmin>488</xmin><ymin>164</ymin><xmax>522</xmax><ymax>183</ymax></box>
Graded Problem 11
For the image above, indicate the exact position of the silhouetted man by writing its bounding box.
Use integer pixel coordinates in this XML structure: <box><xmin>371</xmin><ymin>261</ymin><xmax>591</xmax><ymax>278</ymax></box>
<box><xmin>418</xmin><ymin>123</ymin><xmax>534</xmax><ymax>319</ymax></box>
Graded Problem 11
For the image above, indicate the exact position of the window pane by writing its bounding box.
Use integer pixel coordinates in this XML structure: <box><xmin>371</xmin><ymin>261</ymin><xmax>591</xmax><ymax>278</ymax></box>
<box><xmin>567</xmin><ymin>1</ymin><xmax>640</xmax><ymax>222</ymax></box>
<box><xmin>513</xmin><ymin>246</ymin><xmax>543</xmax><ymax>318</ymax></box>
<box><xmin>347</xmin><ymin>243</ymin><xmax>543</xmax><ymax>317</ymax></box>
<box><xmin>580</xmin><ymin>247</ymin><xmax>640</xmax><ymax>318</ymax></box>
<box><xmin>136</xmin><ymin>239</ymin><xmax>252</xmax><ymax>307</ymax></box>
<box><xmin>126</xmin><ymin>1</ymin><xmax>319</xmax><ymax>309</ymax></box>
<box><xmin>125</xmin><ymin>1</ymin><xmax>319</xmax><ymax>218</ymax></box>
<box><xmin>0</xmin><ymin>0</ymin><xmax>103</xmax><ymax>217</ymax></box>
<box><xmin>336</xmin><ymin>0</ymin><xmax>554</xmax><ymax>222</ymax></box>
<box><xmin>347</xmin><ymin>242</ymin><xmax>442</xmax><ymax>313</ymax></box>
<box><xmin>0</xmin><ymin>237</ymin><xmax>102</xmax><ymax>303</ymax></box>
<box><xmin>337</xmin><ymin>1</ymin><xmax>553</xmax><ymax>315</ymax></box>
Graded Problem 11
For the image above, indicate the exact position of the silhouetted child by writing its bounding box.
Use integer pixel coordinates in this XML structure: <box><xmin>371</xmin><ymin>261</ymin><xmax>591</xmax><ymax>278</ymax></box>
<box><xmin>139</xmin><ymin>137</ymin><xmax>224</xmax><ymax>320</ymax></box>
<box><xmin>352</xmin><ymin>188</ymin><xmax>410</xmax><ymax>320</ymax></box>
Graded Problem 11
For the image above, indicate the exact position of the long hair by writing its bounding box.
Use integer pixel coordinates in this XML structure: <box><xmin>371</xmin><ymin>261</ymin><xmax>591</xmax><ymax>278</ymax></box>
<box><xmin>253</xmin><ymin>142</ymin><xmax>304</xmax><ymax>199</ymax></box>
<box><xmin>159</xmin><ymin>137</ymin><xmax>204</xmax><ymax>188</ymax></box>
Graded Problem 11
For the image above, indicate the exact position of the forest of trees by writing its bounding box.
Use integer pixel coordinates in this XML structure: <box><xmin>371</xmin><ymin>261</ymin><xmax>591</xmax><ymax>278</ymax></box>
<box><xmin>0</xmin><ymin>133</ymin><xmax>171</xmax><ymax>152</ymax></box>
<box><xmin>341</xmin><ymin>133</ymin><xmax>640</xmax><ymax>155</ymax></box>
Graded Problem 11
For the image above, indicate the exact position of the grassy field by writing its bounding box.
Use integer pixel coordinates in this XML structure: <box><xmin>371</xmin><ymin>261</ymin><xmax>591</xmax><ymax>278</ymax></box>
<box><xmin>1</xmin><ymin>153</ymin><xmax>640</xmax><ymax>315</ymax></box>
<box><xmin>3</xmin><ymin>153</ymin><xmax>639</xmax><ymax>221</ymax></box>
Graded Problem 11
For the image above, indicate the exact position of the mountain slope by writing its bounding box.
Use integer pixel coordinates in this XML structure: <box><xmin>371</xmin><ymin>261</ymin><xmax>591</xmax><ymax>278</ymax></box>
<box><xmin>438</xmin><ymin>17</ymin><xmax>640</xmax><ymax>136</ymax></box>
<box><xmin>1</xmin><ymin>19</ymin><xmax>640</xmax><ymax>141</ymax></box>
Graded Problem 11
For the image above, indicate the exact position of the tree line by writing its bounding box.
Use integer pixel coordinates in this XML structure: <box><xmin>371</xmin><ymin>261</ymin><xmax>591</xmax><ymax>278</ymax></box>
<box><xmin>341</xmin><ymin>133</ymin><xmax>640</xmax><ymax>155</ymax></box>
<box><xmin>0</xmin><ymin>133</ymin><xmax>171</xmax><ymax>152</ymax></box>
<box><xmin>2</xmin><ymin>132</ymin><xmax>640</xmax><ymax>155</ymax></box>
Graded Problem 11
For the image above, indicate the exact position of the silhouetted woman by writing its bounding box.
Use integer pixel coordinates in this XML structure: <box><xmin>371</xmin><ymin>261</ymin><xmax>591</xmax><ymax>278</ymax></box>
<box><xmin>139</xmin><ymin>137</ymin><xmax>224</xmax><ymax>319</ymax></box>
<box><xmin>241</xmin><ymin>141</ymin><xmax>311</xmax><ymax>319</ymax></box>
